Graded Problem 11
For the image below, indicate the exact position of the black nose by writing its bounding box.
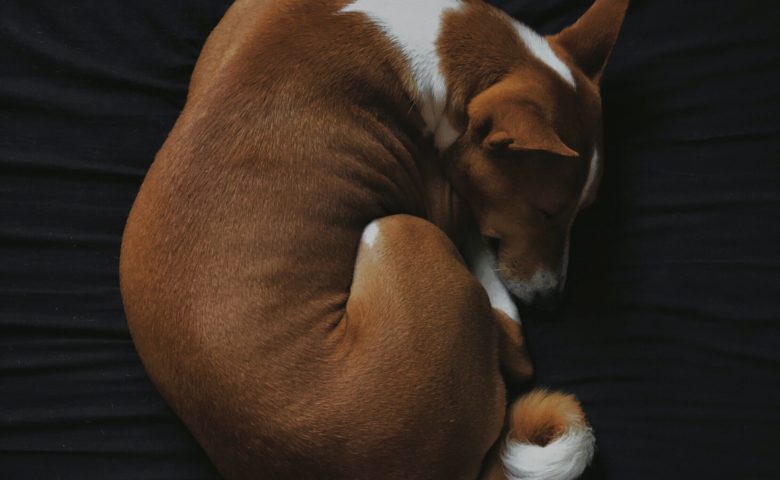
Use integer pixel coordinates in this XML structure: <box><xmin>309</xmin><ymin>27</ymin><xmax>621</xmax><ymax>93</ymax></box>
<box><xmin>531</xmin><ymin>288</ymin><xmax>563</xmax><ymax>311</ymax></box>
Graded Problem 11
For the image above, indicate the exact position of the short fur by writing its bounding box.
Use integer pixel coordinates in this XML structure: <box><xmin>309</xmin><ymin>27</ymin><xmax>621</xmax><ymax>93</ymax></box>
<box><xmin>120</xmin><ymin>0</ymin><xmax>628</xmax><ymax>478</ymax></box>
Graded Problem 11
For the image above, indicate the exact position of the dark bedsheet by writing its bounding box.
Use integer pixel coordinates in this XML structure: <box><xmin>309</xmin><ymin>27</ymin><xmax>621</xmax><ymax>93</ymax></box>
<box><xmin>1</xmin><ymin>1</ymin><xmax>778</xmax><ymax>479</ymax></box>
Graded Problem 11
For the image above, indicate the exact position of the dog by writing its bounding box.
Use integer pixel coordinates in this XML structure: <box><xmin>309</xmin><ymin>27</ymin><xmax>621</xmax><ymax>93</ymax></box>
<box><xmin>119</xmin><ymin>0</ymin><xmax>627</xmax><ymax>478</ymax></box>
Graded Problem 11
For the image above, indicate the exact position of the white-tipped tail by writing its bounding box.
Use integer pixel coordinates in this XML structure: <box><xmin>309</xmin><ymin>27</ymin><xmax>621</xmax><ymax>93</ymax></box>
<box><xmin>500</xmin><ymin>390</ymin><xmax>595</xmax><ymax>480</ymax></box>
<box><xmin>501</xmin><ymin>421</ymin><xmax>595</xmax><ymax>480</ymax></box>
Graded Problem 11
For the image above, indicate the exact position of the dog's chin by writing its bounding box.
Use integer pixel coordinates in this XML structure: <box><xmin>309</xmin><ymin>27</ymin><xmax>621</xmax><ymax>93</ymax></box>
<box><xmin>504</xmin><ymin>271</ymin><xmax>563</xmax><ymax>311</ymax></box>
<box><xmin>488</xmin><ymin>243</ymin><xmax>563</xmax><ymax>310</ymax></box>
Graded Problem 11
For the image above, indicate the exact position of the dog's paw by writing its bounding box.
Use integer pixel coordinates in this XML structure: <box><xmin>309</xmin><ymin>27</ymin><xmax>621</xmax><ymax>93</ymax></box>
<box><xmin>500</xmin><ymin>389</ymin><xmax>595</xmax><ymax>480</ymax></box>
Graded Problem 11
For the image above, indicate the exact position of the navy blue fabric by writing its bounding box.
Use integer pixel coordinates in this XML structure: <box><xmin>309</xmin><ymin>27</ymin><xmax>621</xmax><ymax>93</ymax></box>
<box><xmin>0</xmin><ymin>2</ymin><xmax>230</xmax><ymax>478</ymax></box>
<box><xmin>1</xmin><ymin>0</ymin><xmax>778</xmax><ymax>478</ymax></box>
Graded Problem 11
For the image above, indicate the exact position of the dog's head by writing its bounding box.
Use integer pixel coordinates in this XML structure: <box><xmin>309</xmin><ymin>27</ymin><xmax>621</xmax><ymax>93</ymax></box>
<box><xmin>447</xmin><ymin>0</ymin><xmax>628</xmax><ymax>308</ymax></box>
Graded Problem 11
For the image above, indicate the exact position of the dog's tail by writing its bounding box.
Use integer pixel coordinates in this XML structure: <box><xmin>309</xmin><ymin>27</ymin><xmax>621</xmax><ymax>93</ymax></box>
<box><xmin>499</xmin><ymin>389</ymin><xmax>595</xmax><ymax>480</ymax></box>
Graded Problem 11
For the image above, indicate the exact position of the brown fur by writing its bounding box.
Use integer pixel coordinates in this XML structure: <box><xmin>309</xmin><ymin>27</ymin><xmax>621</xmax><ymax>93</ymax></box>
<box><xmin>508</xmin><ymin>390</ymin><xmax>588</xmax><ymax>446</ymax></box>
<box><xmin>119</xmin><ymin>0</ymin><xmax>628</xmax><ymax>478</ymax></box>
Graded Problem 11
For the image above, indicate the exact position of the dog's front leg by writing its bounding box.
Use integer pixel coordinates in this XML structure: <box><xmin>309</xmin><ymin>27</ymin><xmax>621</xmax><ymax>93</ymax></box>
<box><xmin>493</xmin><ymin>309</ymin><xmax>534</xmax><ymax>385</ymax></box>
<box><xmin>466</xmin><ymin>238</ymin><xmax>594</xmax><ymax>480</ymax></box>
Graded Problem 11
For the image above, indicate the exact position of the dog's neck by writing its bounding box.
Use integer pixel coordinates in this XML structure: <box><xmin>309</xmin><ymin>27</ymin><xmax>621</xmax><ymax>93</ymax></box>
<box><xmin>340</xmin><ymin>0</ymin><xmax>587</xmax><ymax>323</ymax></box>
<box><xmin>341</xmin><ymin>0</ymin><xmax>577</xmax><ymax>153</ymax></box>
<box><xmin>341</xmin><ymin>0</ymin><xmax>460</xmax><ymax>150</ymax></box>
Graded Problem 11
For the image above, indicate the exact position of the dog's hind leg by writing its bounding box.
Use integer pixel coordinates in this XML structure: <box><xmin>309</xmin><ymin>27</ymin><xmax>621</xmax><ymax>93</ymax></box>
<box><xmin>342</xmin><ymin>215</ymin><xmax>593</xmax><ymax>480</ymax></box>
<box><xmin>333</xmin><ymin>214</ymin><xmax>509</xmax><ymax>480</ymax></box>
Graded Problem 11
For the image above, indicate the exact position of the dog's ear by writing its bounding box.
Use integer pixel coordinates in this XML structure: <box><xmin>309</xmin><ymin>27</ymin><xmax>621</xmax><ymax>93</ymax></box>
<box><xmin>549</xmin><ymin>0</ymin><xmax>629</xmax><ymax>84</ymax></box>
<box><xmin>470</xmin><ymin>100</ymin><xmax>578</xmax><ymax>158</ymax></box>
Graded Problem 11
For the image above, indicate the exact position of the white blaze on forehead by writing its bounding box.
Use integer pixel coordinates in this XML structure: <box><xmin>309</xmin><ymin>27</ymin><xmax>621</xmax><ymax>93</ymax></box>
<box><xmin>469</xmin><ymin>242</ymin><xmax>520</xmax><ymax>323</ymax></box>
<box><xmin>514</xmin><ymin>22</ymin><xmax>576</xmax><ymax>89</ymax></box>
<box><xmin>341</xmin><ymin>0</ymin><xmax>463</xmax><ymax>151</ymax></box>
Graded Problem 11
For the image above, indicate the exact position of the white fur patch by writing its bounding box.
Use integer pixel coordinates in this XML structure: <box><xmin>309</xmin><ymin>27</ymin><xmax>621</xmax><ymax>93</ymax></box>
<box><xmin>433</xmin><ymin>115</ymin><xmax>461</xmax><ymax>151</ymax></box>
<box><xmin>514</xmin><ymin>22</ymin><xmax>576</xmax><ymax>89</ymax></box>
<box><xmin>361</xmin><ymin>220</ymin><xmax>380</xmax><ymax>247</ymax></box>
<box><xmin>341</xmin><ymin>0</ymin><xmax>463</xmax><ymax>151</ymax></box>
<box><xmin>502</xmin><ymin>422</ymin><xmax>595</xmax><ymax>480</ymax></box>
<box><xmin>559</xmin><ymin>239</ymin><xmax>570</xmax><ymax>292</ymax></box>
<box><xmin>577</xmin><ymin>150</ymin><xmax>600</xmax><ymax>209</ymax></box>
<box><xmin>468</xmin><ymin>241</ymin><xmax>520</xmax><ymax>322</ymax></box>
<box><xmin>507</xmin><ymin>269</ymin><xmax>559</xmax><ymax>305</ymax></box>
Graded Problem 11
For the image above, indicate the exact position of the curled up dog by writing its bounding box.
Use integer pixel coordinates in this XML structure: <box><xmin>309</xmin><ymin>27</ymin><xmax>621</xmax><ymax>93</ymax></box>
<box><xmin>119</xmin><ymin>0</ymin><xmax>628</xmax><ymax>478</ymax></box>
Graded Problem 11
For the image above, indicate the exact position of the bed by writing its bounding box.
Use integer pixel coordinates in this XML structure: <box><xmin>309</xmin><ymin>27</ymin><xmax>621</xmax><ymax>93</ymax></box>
<box><xmin>1</xmin><ymin>0</ymin><xmax>778</xmax><ymax>478</ymax></box>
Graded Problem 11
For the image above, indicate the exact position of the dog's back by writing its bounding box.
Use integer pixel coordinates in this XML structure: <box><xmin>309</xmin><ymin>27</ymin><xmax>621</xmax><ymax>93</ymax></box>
<box><xmin>121</xmin><ymin>2</ymin><xmax>493</xmax><ymax>478</ymax></box>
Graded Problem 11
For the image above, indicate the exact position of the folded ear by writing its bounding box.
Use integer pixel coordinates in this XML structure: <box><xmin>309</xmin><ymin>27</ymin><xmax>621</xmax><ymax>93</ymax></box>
<box><xmin>471</xmin><ymin>101</ymin><xmax>579</xmax><ymax>158</ymax></box>
<box><xmin>549</xmin><ymin>0</ymin><xmax>629</xmax><ymax>84</ymax></box>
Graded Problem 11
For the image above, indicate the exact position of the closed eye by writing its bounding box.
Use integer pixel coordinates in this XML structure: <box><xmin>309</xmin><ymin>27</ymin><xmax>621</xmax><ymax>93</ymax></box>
<box><xmin>537</xmin><ymin>207</ymin><xmax>556</xmax><ymax>220</ymax></box>
<box><xmin>485</xmin><ymin>235</ymin><xmax>501</xmax><ymax>254</ymax></box>
<box><xmin>531</xmin><ymin>201</ymin><xmax>570</xmax><ymax>221</ymax></box>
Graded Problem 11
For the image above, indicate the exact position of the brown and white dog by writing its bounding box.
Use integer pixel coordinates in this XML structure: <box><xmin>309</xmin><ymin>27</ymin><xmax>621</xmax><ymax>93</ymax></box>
<box><xmin>120</xmin><ymin>1</ymin><xmax>627</xmax><ymax>479</ymax></box>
